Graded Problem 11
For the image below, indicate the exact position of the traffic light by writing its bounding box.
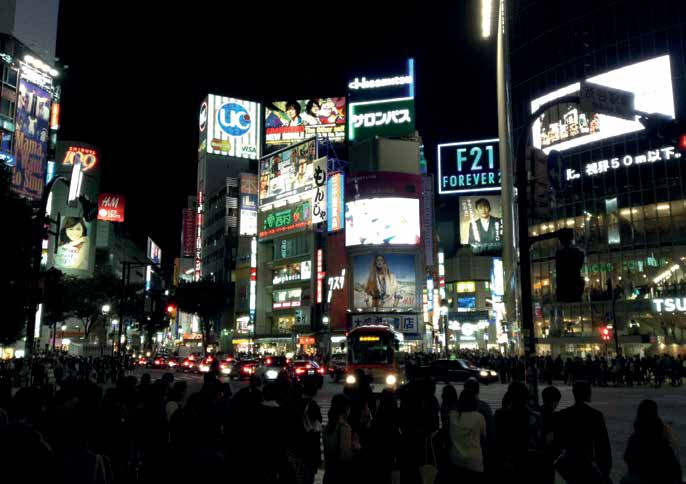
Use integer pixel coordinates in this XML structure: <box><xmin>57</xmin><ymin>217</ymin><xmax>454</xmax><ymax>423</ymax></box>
<box><xmin>166</xmin><ymin>304</ymin><xmax>177</xmax><ymax>318</ymax></box>
<box><xmin>600</xmin><ymin>326</ymin><xmax>612</xmax><ymax>342</ymax></box>
<box><xmin>639</xmin><ymin>114</ymin><xmax>686</xmax><ymax>154</ymax></box>
<box><xmin>555</xmin><ymin>229</ymin><xmax>585</xmax><ymax>302</ymax></box>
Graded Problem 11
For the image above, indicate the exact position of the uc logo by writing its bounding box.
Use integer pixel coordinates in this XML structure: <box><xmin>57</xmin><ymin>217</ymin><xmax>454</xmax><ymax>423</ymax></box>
<box><xmin>217</xmin><ymin>102</ymin><xmax>251</xmax><ymax>136</ymax></box>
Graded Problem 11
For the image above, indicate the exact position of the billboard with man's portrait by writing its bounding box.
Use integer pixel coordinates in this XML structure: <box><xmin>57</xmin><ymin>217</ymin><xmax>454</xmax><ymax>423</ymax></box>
<box><xmin>459</xmin><ymin>195</ymin><xmax>503</xmax><ymax>255</ymax></box>
<box><xmin>352</xmin><ymin>253</ymin><xmax>417</xmax><ymax>312</ymax></box>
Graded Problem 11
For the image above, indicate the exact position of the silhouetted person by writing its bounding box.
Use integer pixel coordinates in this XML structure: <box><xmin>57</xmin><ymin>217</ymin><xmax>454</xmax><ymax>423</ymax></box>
<box><xmin>554</xmin><ymin>381</ymin><xmax>611</xmax><ymax>484</ymax></box>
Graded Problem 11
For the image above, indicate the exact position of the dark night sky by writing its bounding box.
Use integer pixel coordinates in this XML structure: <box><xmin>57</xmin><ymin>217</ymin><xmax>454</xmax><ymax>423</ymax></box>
<box><xmin>55</xmin><ymin>1</ymin><xmax>496</xmax><ymax>267</ymax></box>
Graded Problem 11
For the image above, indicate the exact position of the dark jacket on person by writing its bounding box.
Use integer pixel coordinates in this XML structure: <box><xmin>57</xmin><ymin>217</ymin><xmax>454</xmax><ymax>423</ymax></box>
<box><xmin>554</xmin><ymin>402</ymin><xmax>612</xmax><ymax>478</ymax></box>
<box><xmin>624</xmin><ymin>427</ymin><xmax>682</xmax><ymax>484</ymax></box>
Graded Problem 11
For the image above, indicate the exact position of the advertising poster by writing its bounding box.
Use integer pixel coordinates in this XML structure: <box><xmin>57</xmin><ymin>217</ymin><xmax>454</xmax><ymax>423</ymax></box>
<box><xmin>345</xmin><ymin>198</ymin><xmax>420</xmax><ymax>246</ymax></box>
<box><xmin>259</xmin><ymin>138</ymin><xmax>317</xmax><ymax>207</ymax></box>
<box><xmin>147</xmin><ymin>237</ymin><xmax>162</xmax><ymax>265</ymax></box>
<box><xmin>204</xmin><ymin>95</ymin><xmax>261</xmax><ymax>159</ymax></box>
<box><xmin>531</xmin><ymin>55</ymin><xmax>675</xmax><ymax>153</ymax></box>
<box><xmin>459</xmin><ymin>195</ymin><xmax>503</xmax><ymax>255</ymax></box>
<box><xmin>12</xmin><ymin>79</ymin><xmax>50</xmax><ymax>200</ymax></box>
<box><xmin>265</xmin><ymin>98</ymin><xmax>346</xmax><ymax>146</ymax></box>
<box><xmin>55</xmin><ymin>217</ymin><xmax>91</xmax><ymax>271</ymax></box>
<box><xmin>182</xmin><ymin>209</ymin><xmax>196</xmax><ymax>258</ymax></box>
<box><xmin>258</xmin><ymin>199</ymin><xmax>311</xmax><ymax>240</ymax></box>
<box><xmin>97</xmin><ymin>193</ymin><xmax>125</xmax><ymax>222</ymax></box>
<box><xmin>353</xmin><ymin>253</ymin><xmax>417</xmax><ymax>311</ymax></box>
<box><xmin>348</xmin><ymin>97</ymin><xmax>415</xmax><ymax>142</ymax></box>
<box><xmin>311</xmin><ymin>157</ymin><xmax>327</xmax><ymax>224</ymax></box>
<box><xmin>327</xmin><ymin>172</ymin><xmax>345</xmax><ymax>232</ymax></box>
<box><xmin>437</xmin><ymin>139</ymin><xmax>500</xmax><ymax>195</ymax></box>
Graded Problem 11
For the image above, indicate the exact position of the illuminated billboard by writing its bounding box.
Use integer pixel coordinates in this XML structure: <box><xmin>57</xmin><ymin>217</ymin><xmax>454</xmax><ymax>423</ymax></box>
<box><xmin>352</xmin><ymin>253</ymin><xmax>417</xmax><ymax>311</ymax></box>
<box><xmin>55</xmin><ymin>217</ymin><xmax>91</xmax><ymax>271</ymax></box>
<box><xmin>203</xmin><ymin>95</ymin><xmax>261</xmax><ymax>159</ymax></box>
<box><xmin>258</xmin><ymin>199</ymin><xmax>311</xmax><ymax>240</ymax></box>
<box><xmin>459</xmin><ymin>195</ymin><xmax>503</xmax><ymax>255</ymax></box>
<box><xmin>265</xmin><ymin>98</ymin><xmax>346</xmax><ymax>146</ymax></box>
<box><xmin>62</xmin><ymin>145</ymin><xmax>98</xmax><ymax>172</ymax></box>
<box><xmin>273</xmin><ymin>260</ymin><xmax>312</xmax><ymax>285</ymax></box>
<box><xmin>348</xmin><ymin>58</ymin><xmax>415</xmax><ymax>103</ymax></box>
<box><xmin>239</xmin><ymin>173</ymin><xmax>258</xmax><ymax>236</ymax></box>
<box><xmin>348</xmin><ymin>98</ymin><xmax>415</xmax><ymax>142</ymax></box>
<box><xmin>12</xmin><ymin>79</ymin><xmax>50</xmax><ymax>200</ymax></box>
<box><xmin>531</xmin><ymin>55</ymin><xmax>675</xmax><ymax>153</ymax></box>
<box><xmin>182</xmin><ymin>209</ymin><xmax>196</xmax><ymax>258</ymax></box>
<box><xmin>97</xmin><ymin>193</ymin><xmax>125</xmax><ymax>222</ymax></box>
<box><xmin>311</xmin><ymin>157</ymin><xmax>327</xmax><ymax>225</ymax></box>
<box><xmin>258</xmin><ymin>138</ymin><xmax>317</xmax><ymax>207</ymax></box>
<box><xmin>437</xmin><ymin>138</ymin><xmax>500</xmax><ymax>195</ymax></box>
<box><xmin>273</xmin><ymin>288</ymin><xmax>303</xmax><ymax>309</ymax></box>
<box><xmin>327</xmin><ymin>172</ymin><xmax>345</xmax><ymax>232</ymax></box>
<box><xmin>345</xmin><ymin>198</ymin><xmax>420</xmax><ymax>246</ymax></box>
<box><xmin>147</xmin><ymin>237</ymin><xmax>162</xmax><ymax>265</ymax></box>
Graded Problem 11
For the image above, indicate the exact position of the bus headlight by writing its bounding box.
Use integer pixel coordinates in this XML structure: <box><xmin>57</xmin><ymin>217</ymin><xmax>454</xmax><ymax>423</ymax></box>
<box><xmin>386</xmin><ymin>374</ymin><xmax>397</xmax><ymax>386</ymax></box>
<box><xmin>345</xmin><ymin>374</ymin><xmax>356</xmax><ymax>385</ymax></box>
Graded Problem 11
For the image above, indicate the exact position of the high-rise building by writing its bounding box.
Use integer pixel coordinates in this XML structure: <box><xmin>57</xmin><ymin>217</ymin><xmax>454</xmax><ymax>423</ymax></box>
<box><xmin>510</xmin><ymin>0</ymin><xmax>686</xmax><ymax>356</ymax></box>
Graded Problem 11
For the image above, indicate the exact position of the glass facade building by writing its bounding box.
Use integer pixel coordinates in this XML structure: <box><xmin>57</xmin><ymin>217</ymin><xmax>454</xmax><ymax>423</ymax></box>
<box><xmin>510</xmin><ymin>0</ymin><xmax>686</xmax><ymax>356</ymax></box>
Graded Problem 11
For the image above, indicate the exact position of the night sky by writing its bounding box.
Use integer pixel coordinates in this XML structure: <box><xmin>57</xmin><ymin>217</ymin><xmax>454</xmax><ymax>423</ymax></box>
<box><xmin>55</xmin><ymin>1</ymin><xmax>496</xmax><ymax>270</ymax></box>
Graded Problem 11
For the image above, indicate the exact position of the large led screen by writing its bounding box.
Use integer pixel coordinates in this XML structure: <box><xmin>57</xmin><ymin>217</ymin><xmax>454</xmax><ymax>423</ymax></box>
<box><xmin>531</xmin><ymin>55</ymin><xmax>675</xmax><ymax>153</ymax></box>
<box><xmin>265</xmin><ymin>98</ymin><xmax>346</xmax><ymax>146</ymax></box>
<box><xmin>203</xmin><ymin>95</ymin><xmax>261</xmax><ymax>159</ymax></box>
<box><xmin>345</xmin><ymin>198</ymin><xmax>420</xmax><ymax>246</ymax></box>
<box><xmin>352</xmin><ymin>253</ymin><xmax>417</xmax><ymax>311</ymax></box>
<box><xmin>259</xmin><ymin>138</ymin><xmax>317</xmax><ymax>207</ymax></box>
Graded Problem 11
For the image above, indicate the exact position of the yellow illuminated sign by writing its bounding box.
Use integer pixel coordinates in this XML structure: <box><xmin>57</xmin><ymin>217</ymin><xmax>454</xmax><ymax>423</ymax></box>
<box><xmin>358</xmin><ymin>336</ymin><xmax>380</xmax><ymax>342</ymax></box>
<box><xmin>457</xmin><ymin>281</ymin><xmax>476</xmax><ymax>293</ymax></box>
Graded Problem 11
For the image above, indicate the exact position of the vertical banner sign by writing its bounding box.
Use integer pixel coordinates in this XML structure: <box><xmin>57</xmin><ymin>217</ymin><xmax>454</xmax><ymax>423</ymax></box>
<box><xmin>422</xmin><ymin>176</ymin><xmax>435</xmax><ymax>267</ymax></box>
<box><xmin>239</xmin><ymin>173</ymin><xmax>258</xmax><ymax>236</ymax></box>
<box><xmin>312</xmin><ymin>157</ymin><xmax>328</xmax><ymax>224</ymax></box>
<box><xmin>182</xmin><ymin>209</ymin><xmax>196</xmax><ymax>258</ymax></box>
<box><xmin>316</xmin><ymin>249</ymin><xmax>325</xmax><ymax>304</ymax></box>
<box><xmin>250</xmin><ymin>237</ymin><xmax>257</xmax><ymax>323</ymax></box>
<box><xmin>195</xmin><ymin>191</ymin><xmax>203</xmax><ymax>281</ymax></box>
<box><xmin>327</xmin><ymin>172</ymin><xmax>345</xmax><ymax>232</ymax></box>
<box><xmin>13</xmin><ymin>79</ymin><xmax>51</xmax><ymax>200</ymax></box>
<box><xmin>438</xmin><ymin>252</ymin><xmax>446</xmax><ymax>300</ymax></box>
<box><xmin>97</xmin><ymin>193</ymin><xmax>126</xmax><ymax>222</ymax></box>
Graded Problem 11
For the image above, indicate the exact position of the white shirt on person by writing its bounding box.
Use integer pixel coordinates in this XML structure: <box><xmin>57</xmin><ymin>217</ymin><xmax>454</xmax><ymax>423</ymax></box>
<box><xmin>448</xmin><ymin>410</ymin><xmax>486</xmax><ymax>473</ymax></box>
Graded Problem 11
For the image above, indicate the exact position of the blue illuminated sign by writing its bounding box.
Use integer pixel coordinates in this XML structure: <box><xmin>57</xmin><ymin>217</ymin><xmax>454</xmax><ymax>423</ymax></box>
<box><xmin>438</xmin><ymin>138</ymin><xmax>500</xmax><ymax>195</ymax></box>
<box><xmin>217</xmin><ymin>102</ymin><xmax>251</xmax><ymax>136</ymax></box>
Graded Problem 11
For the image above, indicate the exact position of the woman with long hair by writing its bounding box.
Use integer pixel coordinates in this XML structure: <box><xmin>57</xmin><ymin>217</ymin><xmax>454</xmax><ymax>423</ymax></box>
<box><xmin>323</xmin><ymin>394</ymin><xmax>357</xmax><ymax>484</ymax></box>
<box><xmin>622</xmin><ymin>399</ymin><xmax>681</xmax><ymax>484</ymax></box>
<box><xmin>363</xmin><ymin>255</ymin><xmax>400</xmax><ymax>310</ymax></box>
<box><xmin>56</xmin><ymin>217</ymin><xmax>89</xmax><ymax>269</ymax></box>
<box><xmin>447</xmin><ymin>388</ymin><xmax>486</xmax><ymax>482</ymax></box>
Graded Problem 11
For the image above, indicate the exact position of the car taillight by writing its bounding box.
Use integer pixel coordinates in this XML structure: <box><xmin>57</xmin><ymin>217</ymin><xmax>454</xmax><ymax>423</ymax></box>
<box><xmin>266</xmin><ymin>358</ymin><xmax>272</xmax><ymax>365</ymax></box>
<box><xmin>242</xmin><ymin>367</ymin><xmax>252</xmax><ymax>373</ymax></box>
<box><xmin>296</xmin><ymin>368</ymin><xmax>305</xmax><ymax>375</ymax></box>
<box><xmin>317</xmin><ymin>367</ymin><xmax>325</xmax><ymax>374</ymax></box>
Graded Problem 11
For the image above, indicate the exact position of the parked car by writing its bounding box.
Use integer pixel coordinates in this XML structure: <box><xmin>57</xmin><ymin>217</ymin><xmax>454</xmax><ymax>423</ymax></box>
<box><xmin>429</xmin><ymin>359</ymin><xmax>499</xmax><ymax>384</ymax></box>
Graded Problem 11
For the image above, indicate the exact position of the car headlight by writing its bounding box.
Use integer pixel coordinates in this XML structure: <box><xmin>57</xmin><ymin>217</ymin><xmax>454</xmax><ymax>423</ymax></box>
<box><xmin>221</xmin><ymin>368</ymin><xmax>231</xmax><ymax>375</ymax></box>
<box><xmin>345</xmin><ymin>374</ymin><xmax>356</xmax><ymax>385</ymax></box>
<box><xmin>386</xmin><ymin>374</ymin><xmax>397</xmax><ymax>386</ymax></box>
<box><xmin>479</xmin><ymin>370</ymin><xmax>488</xmax><ymax>377</ymax></box>
<box><xmin>200</xmin><ymin>365</ymin><xmax>210</xmax><ymax>372</ymax></box>
<box><xmin>266</xmin><ymin>370</ymin><xmax>279</xmax><ymax>379</ymax></box>
<box><xmin>490</xmin><ymin>370</ymin><xmax>497</xmax><ymax>377</ymax></box>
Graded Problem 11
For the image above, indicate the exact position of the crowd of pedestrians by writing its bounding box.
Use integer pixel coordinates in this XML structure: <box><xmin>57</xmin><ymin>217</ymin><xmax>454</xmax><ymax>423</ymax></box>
<box><xmin>0</xmin><ymin>350</ymin><xmax>683</xmax><ymax>484</ymax></box>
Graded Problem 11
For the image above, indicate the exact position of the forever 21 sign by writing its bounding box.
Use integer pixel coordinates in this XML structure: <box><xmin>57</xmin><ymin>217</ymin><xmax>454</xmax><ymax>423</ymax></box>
<box><xmin>437</xmin><ymin>138</ymin><xmax>500</xmax><ymax>195</ymax></box>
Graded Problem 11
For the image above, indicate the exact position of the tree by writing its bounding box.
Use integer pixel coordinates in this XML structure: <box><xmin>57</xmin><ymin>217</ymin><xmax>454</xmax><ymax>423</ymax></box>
<box><xmin>174</xmin><ymin>278</ymin><xmax>227</xmax><ymax>354</ymax></box>
<box><xmin>0</xmin><ymin>165</ymin><xmax>36</xmax><ymax>346</ymax></box>
<box><xmin>63</xmin><ymin>272</ymin><xmax>121</xmax><ymax>341</ymax></box>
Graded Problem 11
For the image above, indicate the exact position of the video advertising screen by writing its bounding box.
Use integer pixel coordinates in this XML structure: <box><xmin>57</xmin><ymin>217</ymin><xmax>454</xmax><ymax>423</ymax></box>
<box><xmin>265</xmin><ymin>98</ymin><xmax>346</xmax><ymax>146</ymax></box>
<box><xmin>345</xmin><ymin>198</ymin><xmax>420</xmax><ymax>246</ymax></box>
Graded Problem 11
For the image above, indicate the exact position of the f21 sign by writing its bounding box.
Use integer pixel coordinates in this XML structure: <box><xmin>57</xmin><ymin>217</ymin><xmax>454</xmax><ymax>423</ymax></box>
<box><xmin>437</xmin><ymin>138</ymin><xmax>500</xmax><ymax>195</ymax></box>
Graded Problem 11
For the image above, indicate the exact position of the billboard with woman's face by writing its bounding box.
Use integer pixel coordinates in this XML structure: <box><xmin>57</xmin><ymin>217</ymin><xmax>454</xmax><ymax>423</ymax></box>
<box><xmin>55</xmin><ymin>217</ymin><xmax>91</xmax><ymax>271</ymax></box>
<box><xmin>352</xmin><ymin>253</ymin><xmax>416</xmax><ymax>311</ymax></box>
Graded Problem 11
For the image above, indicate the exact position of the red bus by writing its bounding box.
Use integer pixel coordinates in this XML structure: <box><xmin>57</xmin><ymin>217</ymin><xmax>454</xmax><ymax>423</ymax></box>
<box><xmin>344</xmin><ymin>325</ymin><xmax>404</xmax><ymax>392</ymax></box>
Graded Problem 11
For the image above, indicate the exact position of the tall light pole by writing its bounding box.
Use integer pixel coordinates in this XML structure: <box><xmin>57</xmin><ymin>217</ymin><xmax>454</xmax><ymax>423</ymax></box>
<box><xmin>482</xmin><ymin>0</ymin><xmax>519</xmax><ymax>353</ymax></box>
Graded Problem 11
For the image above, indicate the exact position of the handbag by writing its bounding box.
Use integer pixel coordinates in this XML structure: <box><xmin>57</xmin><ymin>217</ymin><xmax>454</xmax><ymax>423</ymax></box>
<box><xmin>419</xmin><ymin>434</ymin><xmax>439</xmax><ymax>484</ymax></box>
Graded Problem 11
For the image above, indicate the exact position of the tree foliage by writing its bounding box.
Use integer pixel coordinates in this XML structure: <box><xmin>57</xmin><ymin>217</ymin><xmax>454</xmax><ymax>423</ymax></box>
<box><xmin>174</xmin><ymin>278</ymin><xmax>227</xmax><ymax>353</ymax></box>
<box><xmin>62</xmin><ymin>271</ymin><xmax>121</xmax><ymax>339</ymax></box>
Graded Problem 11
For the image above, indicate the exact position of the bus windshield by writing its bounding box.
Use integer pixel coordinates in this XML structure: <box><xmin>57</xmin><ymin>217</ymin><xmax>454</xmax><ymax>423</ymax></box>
<box><xmin>349</xmin><ymin>333</ymin><xmax>394</xmax><ymax>365</ymax></box>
